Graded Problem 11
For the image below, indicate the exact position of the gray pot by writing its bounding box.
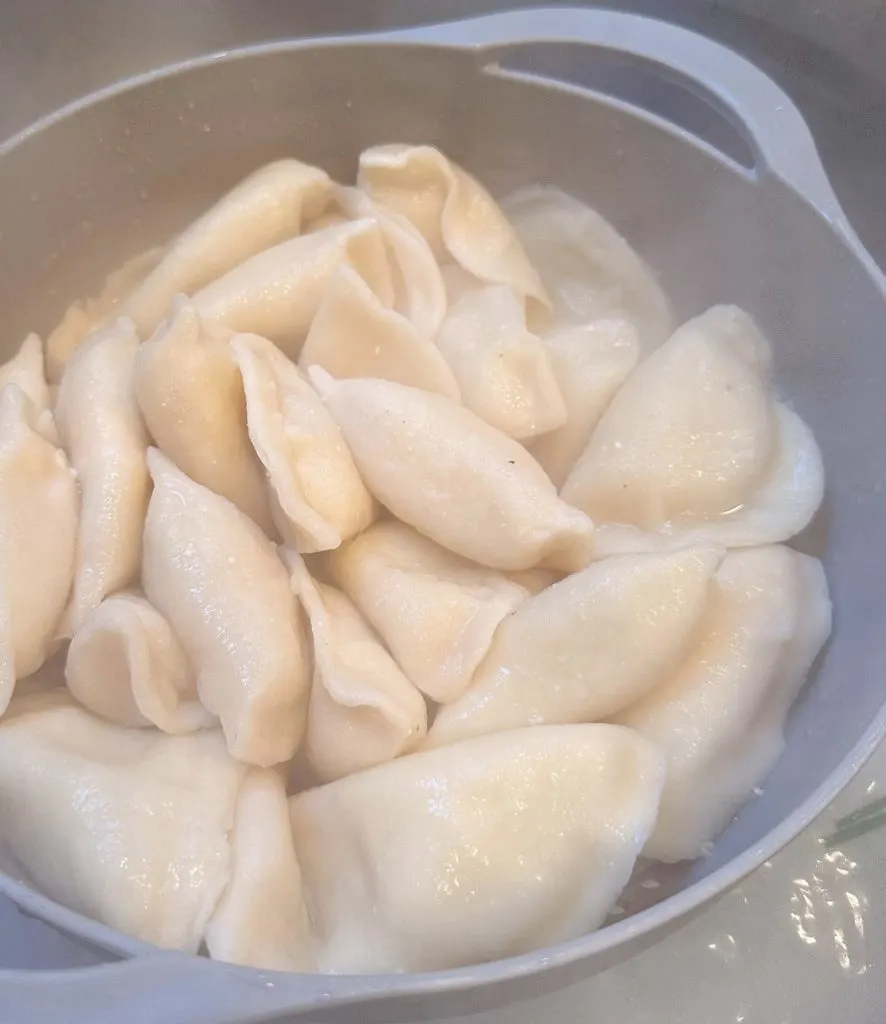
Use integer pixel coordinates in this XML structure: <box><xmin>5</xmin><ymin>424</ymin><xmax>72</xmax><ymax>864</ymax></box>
<box><xmin>2</xmin><ymin>9</ymin><xmax>885</xmax><ymax>1023</ymax></box>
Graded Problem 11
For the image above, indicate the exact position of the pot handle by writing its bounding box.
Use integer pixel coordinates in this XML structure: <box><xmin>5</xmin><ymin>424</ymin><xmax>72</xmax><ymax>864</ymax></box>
<box><xmin>0</xmin><ymin>953</ymin><xmax>393</xmax><ymax>1024</ymax></box>
<box><xmin>361</xmin><ymin>9</ymin><xmax>851</xmax><ymax>231</ymax></box>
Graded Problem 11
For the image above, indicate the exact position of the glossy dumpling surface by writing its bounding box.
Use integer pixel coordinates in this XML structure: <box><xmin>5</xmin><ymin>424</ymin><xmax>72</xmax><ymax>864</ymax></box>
<box><xmin>614</xmin><ymin>545</ymin><xmax>831</xmax><ymax>862</ymax></box>
<box><xmin>0</xmin><ymin>386</ymin><xmax>78</xmax><ymax>715</ymax></box>
<box><xmin>232</xmin><ymin>332</ymin><xmax>376</xmax><ymax>552</ymax></box>
<box><xmin>435</xmin><ymin>283</ymin><xmax>566</xmax><ymax>440</ymax></box>
<box><xmin>0</xmin><ymin>694</ymin><xmax>247</xmax><ymax>951</ymax></box>
<box><xmin>65</xmin><ymin>591</ymin><xmax>212</xmax><ymax>734</ymax></box>
<box><xmin>142</xmin><ymin>450</ymin><xmax>310</xmax><ymax>767</ymax></box>
<box><xmin>285</xmin><ymin>550</ymin><xmax>427</xmax><ymax>780</ymax></box>
<box><xmin>300</xmin><ymin>264</ymin><xmax>460</xmax><ymax>399</ymax></box>
<box><xmin>205</xmin><ymin>769</ymin><xmax>315</xmax><ymax>971</ymax></box>
<box><xmin>504</xmin><ymin>186</ymin><xmax>673</xmax><ymax>346</ymax></box>
<box><xmin>327</xmin><ymin>521</ymin><xmax>528</xmax><ymax>703</ymax></box>
<box><xmin>529</xmin><ymin>318</ymin><xmax>639</xmax><ymax>487</ymax></box>
<box><xmin>191</xmin><ymin>219</ymin><xmax>394</xmax><ymax>358</ymax></box>
<box><xmin>427</xmin><ymin>545</ymin><xmax>722</xmax><ymax>748</ymax></box>
<box><xmin>120</xmin><ymin>159</ymin><xmax>332</xmax><ymax>337</ymax></box>
<box><xmin>562</xmin><ymin>306</ymin><xmax>824</xmax><ymax>555</ymax></box>
<box><xmin>358</xmin><ymin>144</ymin><xmax>549</xmax><ymax>310</ymax></box>
<box><xmin>135</xmin><ymin>297</ymin><xmax>274</xmax><ymax>534</ymax></box>
<box><xmin>289</xmin><ymin>723</ymin><xmax>664</xmax><ymax>973</ymax></box>
<box><xmin>55</xmin><ymin>318</ymin><xmax>151</xmax><ymax>635</ymax></box>
<box><xmin>310</xmin><ymin>370</ymin><xmax>594</xmax><ymax>572</ymax></box>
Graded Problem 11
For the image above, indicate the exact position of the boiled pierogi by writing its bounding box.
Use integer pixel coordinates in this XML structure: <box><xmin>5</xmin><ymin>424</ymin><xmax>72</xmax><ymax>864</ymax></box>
<box><xmin>300</xmin><ymin>264</ymin><xmax>460</xmax><ymax>399</ymax></box>
<box><xmin>435</xmin><ymin>283</ymin><xmax>566</xmax><ymax>440</ymax></box>
<box><xmin>0</xmin><ymin>387</ymin><xmax>78</xmax><ymax>715</ymax></box>
<box><xmin>310</xmin><ymin>370</ymin><xmax>595</xmax><ymax>572</ymax></box>
<box><xmin>120</xmin><ymin>159</ymin><xmax>333</xmax><ymax>337</ymax></box>
<box><xmin>65</xmin><ymin>591</ymin><xmax>212</xmax><ymax>734</ymax></box>
<box><xmin>0</xmin><ymin>693</ymin><xmax>246</xmax><ymax>952</ymax></box>
<box><xmin>142</xmin><ymin>450</ymin><xmax>309</xmax><ymax>767</ymax></box>
<box><xmin>529</xmin><ymin>318</ymin><xmax>640</xmax><ymax>487</ymax></box>
<box><xmin>562</xmin><ymin>306</ymin><xmax>824</xmax><ymax>555</ymax></box>
<box><xmin>289</xmin><ymin>723</ymin><xmax>664</xmax><ymax>973</ymax></box>
<box><xmin>55</xmin><ymin>318</ymin><xmax>151</xmax><ymax>635</ymax></box>
<box><xmin>427</xmin><ymin>545</ymin><xmax>723</xmax><ymax>748</ymax></box>
<box><xmin>358</xmin><ymin>144</ymin><xmax>549</xmax><ymax>311</ymax></box>
<box><xmin>285</xmin><ymin>550</ymin><xmax>427</xmax><ymax>780</ymax></box>
<box><xmin>191</xmin><ymin>219</ymin><xmax>394</xmax><ymax>357</ymax></box>
<box><xmin>135</xmin><ymin>297</ymin><xmax>274</xmax><ymax>534</ymax></box>
<box><xmin>614</xmin><ymin>545</ymin><xmax>831</xmax><ymax>862</ymax></box>
<box><xmin>0</xmin><ymin>334</ymin><xmax>54</xmax><ymax>437</ymax></box>
<box><xmin>205</xmin><ymin>769</ymin><xmax>315</xmax><ymax>971</ymax></box>
<box><xmin>504</xmin><ymin>186</ymin><xmax>673</xmax><ymax>346</ymax></box>
<box><xmin>326</xmin><ymin>521</ymin><xmax>528</xmax><ymax>703</ymax></box>
<box><xmin>232</xmin><ymin>332</ymin><xmax>376</xmax><ymax>552</ymax></box>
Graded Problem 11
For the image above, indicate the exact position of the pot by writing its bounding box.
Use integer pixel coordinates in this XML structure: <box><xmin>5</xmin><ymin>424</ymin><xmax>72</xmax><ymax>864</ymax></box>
<box><xmin>1</xmin><ymin>8</ymin><xmax>885</xmax><ymax>1023</ymax></box>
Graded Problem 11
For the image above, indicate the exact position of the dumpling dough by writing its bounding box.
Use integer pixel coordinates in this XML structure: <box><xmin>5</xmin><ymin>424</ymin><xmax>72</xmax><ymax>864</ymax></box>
<box><xmin>358</xmin><ymin>144</ymin><xmax>549</xmax><ymax>311</ymax></box>
<box><xmin>327</xmin><ymin>521</ymin><xmax>528</xmax><ymax>703</ymax></box>
<box><xmin>232</xmin><ymin>333</ymin><xmax>376</xmax><ymax>552</ymax></box>
<box><xmin>614</xmin><ymin>545</ymin><xmax>831</xmax><ymax>862</ymax></box>
<box><xmin>529</xmin><ymin>318</ymin><xmax>640</xmax><ymax>487</ymax></box>
<box><xmin>0</xmin><ymin>334</ymin><xmax>54</xmax><ymax>438</ymax></box>
<box><xmin>335</xmin><ymin>186</ymin><xmax>447</xmax><ymax>336</ymax></box>
<box><xmin>65</xmin><ymin>591</ymin><xmax>213</xmax><ymax>734</ymax></box>
<box><xmin>45</xmin><ymin>248</ymin><xmax>162</xmax><ymax>382</ymax></box>
<box><xmin>285</xmin><ymin>550</ymin><xmax>427</xmax><ymax>780</ymax></box>
<box><xmin>135</xmin><ymin>297</ymin><xmax>274</xmax><ymax>535</ymax></box>
<box><xmin>0</xmin><ymin>386</ymin><xmax>78</xmax><ymax>715</ymax></box>
<box><xmin>289</xmin><ymin>723</ymin><xmax>664</xmax><ymax>973</ymax></box>
<box><xmin>142</xmin><ymin>450</ymin><xmax>310</xmax><ymax>767</ymax></box>
<box><xmin>310</xmin><ymin>370</ymin><xmax>595</xmax><ymax>572</ymax></box>
<box><xmin>119</xmin><ymin>159</ymin><xmax>332</xmax><ymax>337</ymax></box>
<box><xmin>562</xmin><ymin>306</ymin><xmax>824</xmax><ymax>556</ymax></box>
<box><xmin>0</xmin><ymin>693</ymin><xmax>247</xmax><ymax>952</ymax></box>
<box><xmin>300</xmin><ymin>264</ymin><xmax>460</xmax><ymax>400</ymax></box>
<box><xmin>205</xmin><ymin>769</ymin><xmax>315</xmax><ymax>971</ymax></box>
<box><xmin>55</xmin><ymin>318</ymin><xmax>151</xmax><ymax>635</ymax></box>
<box><xmin>434</xmin><ymin>284</ymin><xmax>566</xmax><ymax>440</ymax></box>
<box><xmin>503</xmin><ymin>186</ymin><xmax>673</xmax><ymax>347</ymax></box>
<box><xmin>191</xmin><ymin>219</ymin><xmax>394</xmax><ymax>358</ymax></box>
<box><xmin>427</xmin><ymin>545</ymin><xmax>722</xmax><ymax>748</ymax></box>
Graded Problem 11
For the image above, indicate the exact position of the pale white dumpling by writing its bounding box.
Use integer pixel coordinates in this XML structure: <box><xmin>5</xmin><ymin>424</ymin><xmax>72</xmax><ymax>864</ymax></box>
<box><xmin>335</xmin><ymin>186</ymin><xmax>447</xmax><ymax>336</ymax></box>
<box><xmin>0</xmin><ymin>693</ymin><xmax>247</xmax><ymax>951</ymax></box>
<box><xmin>231</xmin><ymin>333</ymin><xmax>376</xmax><ymax>553</ymax></box>
<box><xmin>0</xmin><ymin>334</ymin><xmax>54</xmax><ymax>438</ymax></box>
<box><xmin>289</xmin><ymin>724</ymin><xmax>664</xmax><ymax>973</ymax></box>
<box><xmin>504</xmin><ymin>186</ymin><xmax>673</xmax><ymax>346</ymax></box>
<box><xmin>142</xmin><ymin>450</ymin><xmax>310</xmax><ymax>767</ymax></box>
<box><xmin>45</xmin><ymin>248</ymin><xmax>162</xmax><ymax>382</ymax></box>
<box><xmin>191</xmin><ymin>219</ymin><xmax>394</xmax><ymax>358</ymax></box>
<box><xmin>55</xmin><ymin>318</ymin><xmax>150</xmax><ymax>636</ymax></box>
<box><xmin>135</xmin><ymin>297</ymin><xmax>274</xmax><ymax>534</ymax></box>
<box><xmin>327</xmin><ymin>521</ymin><xmax>528</xmax><ymax>703</ymax></box>
<box><xmin>65</xmin><ymin>591</ymin><xmax>213</xmax><ymax>734</ymax></box>
<box><xmin>310</xmin><ymin>370</ymin><xmax>595</xmax><ymax>572</ymax></box>
<box><xmin>284</xmin><ymin>550</ymin><xmax>427</xmax><ymax>780</ymax></box>
<box><xmin>562</xmin><ymin>306</ymin><xmax>824</xmax><ymax>555</ymax></box>
<box><xmin>614</xmin><ymin>545</ymin><xmax>831</xmax><ymax>862</ymax></box>
<box><xmin>435</xmin><ymin>284</ymin><xmax>566</xmax><ymax>440</ymax></box>
<box><xmin>205</xmin><ymin>770</ymin><xmax>315</xmax><ymax>971</ymax></box>
<box><xmin>358</xmin><ymin>144</ymin><xmax>549</xmax><ymax>311</ymax></box>
<box><xmin>529</xmin><ymin>318</ymin><xmax>640</xmax><ymax>487</ymax></box>
<box><xmin>119</xmin><ymin>159</ymin><xmax>332</xmax><ymax>337</ymax></box>
<box><xmin>0</xmin><ymin>386</ymin><xmax>78</xmax><ymax>715</ymax></box>
<box><xmin>299</xmin><ymin>264</ymin><xmax>460</xmax><ymax>399</ymax></box>
<box><xmin>427</xmin><ymin>545</ymin><xmax>722</xmax><ymax>748</ymax></box>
